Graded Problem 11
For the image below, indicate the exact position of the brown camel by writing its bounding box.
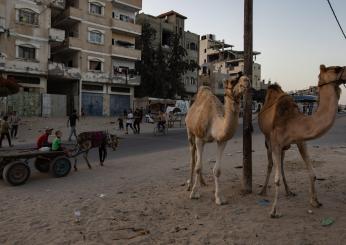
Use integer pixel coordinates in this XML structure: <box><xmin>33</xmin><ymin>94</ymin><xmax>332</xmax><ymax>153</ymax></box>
<box><xmin>258</xmin><ymin>65</ymin><xmax>346</xmax><ymax>218</ymax></box>
<box><xmin>185</xmin><ymin>75</ymin><xmax>250</xmax><ymax>205</ymax></box>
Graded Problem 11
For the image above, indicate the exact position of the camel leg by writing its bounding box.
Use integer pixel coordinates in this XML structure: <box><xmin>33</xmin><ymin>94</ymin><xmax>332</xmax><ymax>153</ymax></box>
<box><xmin>190</xmin><ymin>137</ymin><xmax>204</xmax><ymax>200</ymax></box>
<box><xmin>297</xmin><ymin>142</ymin><xmax>322</xmax><ymax>208</ymax></box>
<box><xmin>281</xmin><ymin>150</ymin><xmax>296</xmax><ymax>197</ymax></box>
<box><xmin>259</xmin><ymin>139</ymin><xmax>273</xmax><ymax>196</ymax></box>
<box><xmin>83</xmin><ymin>150</ymin><xmax>92</xmax><ymax>169</ymax></box>
<box><xmin>270</xmin><ymin>145</ymin><xmax>283</xmax><ymax>218</ymax></box>
<box><xmin>187</xmin><ymin>134</ymin><xmax>196</xmax><ymax>191</ymax></box>
<box><xmin>214</xmin><ymin>141</ymin><xmax>227</xmax><ymax>205</ymax></box>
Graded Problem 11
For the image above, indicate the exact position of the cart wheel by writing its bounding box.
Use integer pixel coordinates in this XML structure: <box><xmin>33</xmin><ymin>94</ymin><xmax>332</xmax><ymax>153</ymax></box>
<box><xmin>34</xmin><ymin>157</ymin><xmax>50</xmax><ymax>173</ymax></box>
<box><xmin>51</xmin><ymin>156</ymin><xmax>71</xmax><ymax>178</ymax></box>
<box><xmin>3</xmin><ymin>161</ymin><xmax>31</xmax><ymax>186</ymax></box>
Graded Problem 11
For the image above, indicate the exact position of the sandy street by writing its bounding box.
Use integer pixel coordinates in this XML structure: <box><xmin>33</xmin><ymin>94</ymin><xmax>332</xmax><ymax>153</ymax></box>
<box><xmin>1</xmin><ymin>115</ymin><xmax>346</xmax><ymax>244</ymax></box>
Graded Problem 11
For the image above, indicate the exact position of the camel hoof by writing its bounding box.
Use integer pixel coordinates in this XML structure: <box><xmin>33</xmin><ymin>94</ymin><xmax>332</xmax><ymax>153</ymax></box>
<box><xmin>190</xmin><ymin>191</ymin><xmax>200</xmax><ymax>200</ymax></box>
<box><xmin>286</xmin><ymin>191</ymin><xmax>296</xmax><ymax>197</ymax></box>
<box><xmin>310</xmin><ymin>199</ymin><xmax>322</xmax><ymax>208</ymax></box>
<box><xmin>270</xmin><ymin>212</ymin><xmax>283</xmax><ymax>219</ymax></box>
<box><xmin>215</xmin><ymin>197</ymin><xmax>228</xmax><ymax>205</ymax></box>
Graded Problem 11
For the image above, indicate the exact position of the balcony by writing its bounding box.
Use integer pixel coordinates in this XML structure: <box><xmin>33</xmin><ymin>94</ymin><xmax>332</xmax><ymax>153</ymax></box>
<box><xmin>51</xmin><ymin>37</ymin><xmax>81</xmax><ymax>53</ymax></box>
<box><xmin>48</xmin><ymin>62</ymin><xmax>81</xmax><ymax>79</ymax></box>
<box><xmin>111</xmin><ymin>46</ymin><xmax>141</xmax><ymax>60</ymax></box>
<box><xmin>111</xmin><ymin>18</ymin><xmax>141</xmax><ymax>36</ymax></box>
<box><xmin>0</xmin><ymin>54</ymin><xmax>5</xmax><ymax>70</ymax></box>
<box><xmin>52</xmin><ymin>7</ymin><xmax>82</xmax><ymax>27</ymax></box>
<box><xmin>112</xmin><ymin>0</ymin><xmax>142</xmax><ymax>11</ymax></box>
<box><xmin>0</xmin><ymin>17</ymin><xmax>5</xmax><ymax>33</ymax></box>
<box><xmin>50</xmin><ymin>0</ymin><xmax>65</xmax><ymax>9</ymax></box>
<box><xmin>49</xmin><ymin>28</ymin><xmax>65</xmax><ymax>42</ymax></box>
<box><xmin>111</xmin><ymin>74</ymin><xmax>140</xmax><ymax>86</ymax></box>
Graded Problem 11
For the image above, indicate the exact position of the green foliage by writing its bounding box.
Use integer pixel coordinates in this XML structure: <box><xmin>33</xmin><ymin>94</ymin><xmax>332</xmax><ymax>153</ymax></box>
<box><xmin>136</xmin><ymin>23</ymin><xmax>199</xmax><ymax>99</ymax></box>
<box><xmin>0</xmin><ymin>77</ymin><xmax>20</xmax><ymax>97</ymax></box>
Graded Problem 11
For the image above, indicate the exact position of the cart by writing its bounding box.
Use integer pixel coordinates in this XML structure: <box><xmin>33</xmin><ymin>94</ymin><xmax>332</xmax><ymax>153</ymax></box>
<box><xmin>0</xmin><ymin>147</ymin><xmax>83</xmax><ymax>186</ymax></box>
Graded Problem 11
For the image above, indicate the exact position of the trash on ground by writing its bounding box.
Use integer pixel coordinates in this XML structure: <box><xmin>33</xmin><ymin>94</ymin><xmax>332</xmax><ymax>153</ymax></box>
<box><xmin>257</xmin><ymin>199</ymin><xmax>270</xmax><ymax>207</ymax></box>
<box><xmin>321</xmin><ymin>217</ymin><xmax>334</xmax><ymax>226</ymax></box>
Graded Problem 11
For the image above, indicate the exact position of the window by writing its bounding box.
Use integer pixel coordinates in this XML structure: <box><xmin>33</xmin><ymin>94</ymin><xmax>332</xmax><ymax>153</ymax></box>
<box><xmin>18</xmin><ymin>45</ymin><xmax>36</xmax><ymax>60</ymax></box>
<box><xmin>89</xmin><ymin>30</ymin><xmax>103</xmax><ymax>44</ymax></box>
<box><xmin>189</xmin><ymin>42</ymin><xmax>197</xmax><ymax>51</ymax></box>
<box><xmin>18</xmin><ymin>9</ymin><xmax>39</xmax><ymax>25</ymax></box>
<box><xmin>89</xmin><ymin>2</ymin><xmax>103</xmax><ymax>15</ymax></box>
<box><xmin>82</xmin><ymin>84</ymin><xmax>103</xmax><ymax>91</ymax></box>
<box><xmin>89</xmin><ymin>60</ymin><xmax>102</xmax><ymax>71</ymax></box>
<box><xmin>119</xmin><ymin>14</ymin><xmax>134</xmax><ymax>23</ymax></box>
<box><xmin>111</xmin><ymin>87</ymin><xmax>130</xmax><ymax>93</ymax></box>
<box><xmin>204</xmin><ymin>49</ymin><xmax>207</xmax><ymax>53</ymax></box>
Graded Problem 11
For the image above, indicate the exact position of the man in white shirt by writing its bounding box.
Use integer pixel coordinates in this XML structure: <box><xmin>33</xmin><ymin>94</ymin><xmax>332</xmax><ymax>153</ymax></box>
<box><xmin>125</xmin><ymin>109</ymin><xmax>134</xmax><ymax>134</ymax></box>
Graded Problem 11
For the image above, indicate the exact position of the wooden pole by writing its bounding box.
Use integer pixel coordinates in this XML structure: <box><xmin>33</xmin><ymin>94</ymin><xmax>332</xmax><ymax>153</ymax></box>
<box><xmin>242</xmin><ymin>0</ymin><xmax>253</xmax><ymax>193</ymax></box>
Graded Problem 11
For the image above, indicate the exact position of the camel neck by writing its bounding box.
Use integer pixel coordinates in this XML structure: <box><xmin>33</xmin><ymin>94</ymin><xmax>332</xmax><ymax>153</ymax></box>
<box><xmin>303</xmin><ymin>84</ymin><xmax>338</xmax><ymax>140</ymax></box>
<box><xmin>219</xmin><ymin>95</ymin><xmax>240</xmax><ymax>140</ymax></box>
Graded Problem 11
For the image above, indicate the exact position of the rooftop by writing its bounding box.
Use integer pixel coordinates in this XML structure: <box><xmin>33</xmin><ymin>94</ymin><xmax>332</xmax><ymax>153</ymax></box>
<box><xmin>157</xmin><ymin>10</ymin><xmax>187</xmax><ymax>20</ymax></box>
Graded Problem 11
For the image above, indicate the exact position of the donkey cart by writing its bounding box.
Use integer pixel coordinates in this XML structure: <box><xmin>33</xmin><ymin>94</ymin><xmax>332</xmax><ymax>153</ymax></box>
<box><xmin>0</xmin><ymin>148</ymin><xmax>80</xmax><ymax>186</ymax></box>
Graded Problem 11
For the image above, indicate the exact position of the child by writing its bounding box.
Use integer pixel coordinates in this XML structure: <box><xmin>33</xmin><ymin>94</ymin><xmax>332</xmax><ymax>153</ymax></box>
<box><xmin>52</xmin><ymin>130</ymin><xmax>63</xmax><ymax>151</ymax></box>
<box><xmin>0</xmin><ymin>115</ymin><xmax>13</xmax><ymax>147</ymax></box>
<box><xmin>117</xmin><ymin>117</ymin><xmax>124</xmax><ymax>130</ymax></box>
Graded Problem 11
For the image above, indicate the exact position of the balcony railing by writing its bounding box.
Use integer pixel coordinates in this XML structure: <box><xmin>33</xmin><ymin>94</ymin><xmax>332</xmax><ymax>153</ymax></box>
<box><xmin>111</xmin><ymin>74</ymin><xmax>140</xmax><ymax>86</ymax></box>
<box><xmin>53</xmin><ymin>7</ymin><xmax>82</xmax><ymax>26</ymax></box>
<box><xmin>0</xmin><ymin>17</ymin><xmax>5</xmax><ymax>33</ymax></box>
<box><xmin>48</xmin><ymin>62</ymin><xmax>81</xmax><ymax>79</ymax></box>
<box><xmin>49</xmin><ymin>28</ymin><xmax>65</xmax><ymax>42</ymax></box>
<box><xmin>0</xmin><ymin>54</ymin><xmax>5</xmax><ymax>70</ymax></box>
<box><xmin>112</xmin><ymin>0</ymin><xmax>142</xmax><ymax>10</ymax></box>
<box><xmin>111</xmin><ymin>46</ymin><xmax>141</xmax><ymax>60</ymax></box>
<box><xmin>111</xmin><ymin>18</ymin><xmax>141</xmax><ymax>36</ymax></box>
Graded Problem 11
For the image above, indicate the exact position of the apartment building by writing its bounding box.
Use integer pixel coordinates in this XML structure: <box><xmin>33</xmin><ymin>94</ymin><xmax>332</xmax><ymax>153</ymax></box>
<box><xmin>0</xmin><ymin>0</ymin><xmax>142</xmax><ymax>116</ymax></box>
<box><xmin>199</xmin><ymin>34</ymin><xmax>261</xmax><ymax>96</ymax></box>
<box><xmin>136</xmin><ymin>11</ymin><xmax>200</xmax><ymax>98</ymax></box>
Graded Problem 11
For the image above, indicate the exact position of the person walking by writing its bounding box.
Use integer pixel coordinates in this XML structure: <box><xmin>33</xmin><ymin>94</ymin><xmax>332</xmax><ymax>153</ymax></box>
<box><xmin>125</xmin><ymin>109</ymin><xmax>134</xmax><ymax>134</ymax></box>
<box><xmin>67</xmin><ymin>109</ymin><xmax>79</xmax><ymax>141</ymax></box>
<box><xmin>0</xmin><ymin>116</ymin><xmax>13</xmax><ymax>147</ymax></box>
<box><xmin>9</xmin><ymin>111</ymin><xmax>20</xmax><ymax>139</ymax></box>
<box><xmin>133</xmin><ymin>108</ymin><xmax>141</xmax><ymax>134</ymax></box>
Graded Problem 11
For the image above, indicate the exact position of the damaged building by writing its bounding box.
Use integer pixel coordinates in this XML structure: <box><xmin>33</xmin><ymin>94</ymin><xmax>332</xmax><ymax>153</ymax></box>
<box><xmin>0</xmin><ymin>0</ymin><xmax>142</xmax><ymax>116</ymax></box>
<box><xmin>199</xmin><ymin>34</ymin><xmax>262</xmax><ymax>97</ymax></box>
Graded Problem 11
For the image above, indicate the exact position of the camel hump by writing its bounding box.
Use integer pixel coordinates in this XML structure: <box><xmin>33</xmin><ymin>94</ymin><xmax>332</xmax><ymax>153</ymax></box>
<box><xmin>273</xmin><ymin>95</ymin><xmax>299</xmax><ymax>127</ymax></box>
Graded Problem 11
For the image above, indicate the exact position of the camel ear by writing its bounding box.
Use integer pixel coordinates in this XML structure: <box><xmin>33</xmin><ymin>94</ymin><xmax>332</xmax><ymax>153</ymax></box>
<box><xmin>320</xmin><ymin>64</ymin><xmax>327</xmax><ymax>72</ymax></box>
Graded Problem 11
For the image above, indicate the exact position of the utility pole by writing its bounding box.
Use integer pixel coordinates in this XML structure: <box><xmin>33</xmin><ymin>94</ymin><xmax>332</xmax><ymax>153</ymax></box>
<box><xmin>242</xmin><ymin>0</ymin><xmax>253</xmax><ymax>193</ymax></box>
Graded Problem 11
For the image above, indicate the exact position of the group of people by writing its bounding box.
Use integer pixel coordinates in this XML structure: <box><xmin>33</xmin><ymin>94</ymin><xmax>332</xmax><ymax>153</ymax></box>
<box><xmin>36</xmin><ymin>109</ymin><xmax>79</xmax><ymax>152</ymax></box>
<box><xmin>117</xmin><ymin>108</ymin><xmax>167</xmax><ymax>134</ymax></box>
<box><xmin>0</xmin><ymin>111</ymin><xmax>20</xmax><ymax>148</ymax></box>
<box><xmin>118</xmin><ymin>108</ymin><xmax>144</xmax><ymax>134</ymax></box>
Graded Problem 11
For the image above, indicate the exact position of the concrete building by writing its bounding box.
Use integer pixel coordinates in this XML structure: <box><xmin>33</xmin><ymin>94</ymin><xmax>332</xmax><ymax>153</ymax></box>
<box><xmin>0</xmin><ymin>0</ymin><xmax>142</xmax><ymax>116</ymax></box>
<box><xmin>136</xmin><ymin>11</ymin><xmax>200</xmax><ymax>97</ymax></box>
<box><xmin>199</xmin><ymin>34</ymin><xmax>261</xmax><ymax>96</ymax></box>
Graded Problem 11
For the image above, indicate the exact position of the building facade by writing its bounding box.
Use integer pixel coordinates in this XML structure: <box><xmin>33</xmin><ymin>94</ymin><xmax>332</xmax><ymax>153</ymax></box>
<box><xmin>0</xmin><ymin>0</ymin><xmax>142</xmax><ymax>116</ymax></box>
<box><xmin>136</xmin><ymin>11</ymin><xmax>200</xmax><ymax>97</ymax></box>
<box><xmin>199</xmin><ymin>34</ymin><xmax>261</xmax><ymax>96</ymax></box>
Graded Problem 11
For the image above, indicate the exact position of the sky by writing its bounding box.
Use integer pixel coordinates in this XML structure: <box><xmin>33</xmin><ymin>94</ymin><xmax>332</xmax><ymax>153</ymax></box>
<box><xmin>141</xmin><ymin>0</ymin><xmax>346</xmax><ymax>103</ymax></box>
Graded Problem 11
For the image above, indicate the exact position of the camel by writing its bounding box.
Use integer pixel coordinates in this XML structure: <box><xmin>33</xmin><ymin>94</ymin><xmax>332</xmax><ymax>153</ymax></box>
<box><xmin>258</xmin><ymin>65</ymin><xmax>346</xmax><ymax>218</ymax></box>
<box><xmin>185</xmin><ymin>75</ymin><xmax>250</xmax><ymax>205</ymax></box>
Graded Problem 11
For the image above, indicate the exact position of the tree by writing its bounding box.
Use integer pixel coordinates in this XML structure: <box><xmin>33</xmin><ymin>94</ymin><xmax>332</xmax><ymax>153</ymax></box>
<box><xmin>0</xmin><ymin>77</ymin><xmax>20</xmax><ymax>97</ymax></box>
<box><xmin>135</xmin><ymin>22</ymin><xmax>157</xmax><ymax>98</ymax></box>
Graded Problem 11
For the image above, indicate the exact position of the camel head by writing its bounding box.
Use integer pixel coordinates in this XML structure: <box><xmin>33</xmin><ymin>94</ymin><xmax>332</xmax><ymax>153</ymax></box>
<box><xmin>319</xmin><ymin>65</ymin><xmax>346</xmax><ymax>87</ymax></box>
<box><xmin>224</xmin><ymin>75</ymin><xmax>250</xmax><ymax>102</ymax></box>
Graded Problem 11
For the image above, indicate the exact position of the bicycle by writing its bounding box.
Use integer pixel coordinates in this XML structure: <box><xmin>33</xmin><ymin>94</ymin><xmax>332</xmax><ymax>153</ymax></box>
<box><xmin>153</xmin><ymin>124</ymin><xmax>168</xmax><ymax>136</ymax></box>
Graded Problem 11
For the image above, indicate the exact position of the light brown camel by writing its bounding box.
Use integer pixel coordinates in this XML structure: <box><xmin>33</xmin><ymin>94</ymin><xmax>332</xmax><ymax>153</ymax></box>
<box><xmin>185</xmin><ymin>75</ymin><xmax>250</xmax><ymax>205</ymax></box>
<box><xmin>258</xmin><ymin>65</ymin><xmax>346</xmax><ymax>218</ymax></box>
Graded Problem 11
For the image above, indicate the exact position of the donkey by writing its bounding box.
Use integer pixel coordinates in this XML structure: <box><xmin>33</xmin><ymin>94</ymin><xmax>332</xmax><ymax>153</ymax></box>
<box><xmin>74</xmin><ymin>131</ymin><xmax>119</xmax><ymax>171</ymax></box>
